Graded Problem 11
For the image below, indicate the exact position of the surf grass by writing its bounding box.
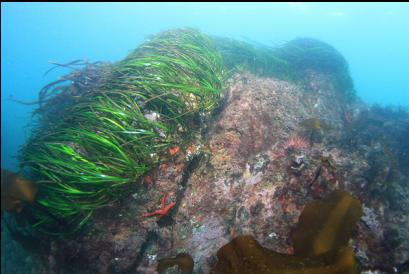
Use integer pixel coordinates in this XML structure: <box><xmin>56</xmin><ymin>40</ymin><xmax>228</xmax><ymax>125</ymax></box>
<box><xmin>214</xmin><ymin>36</ymin><xmax>355</xmax><ymax>100</ymax></box>
<box><xmin>213</xmin><ymin>36</ymin><xmax>294</xmax><ymax>81</ymax></box>
<box><xmin>18</xmin><ymin>28</ymin><xmax>224</xmax><ymax>236</ymax></box>
<box><xmin>276</xmin><ymin>38</ymin><xmax>356</xmax><ymax>99</ymax></box>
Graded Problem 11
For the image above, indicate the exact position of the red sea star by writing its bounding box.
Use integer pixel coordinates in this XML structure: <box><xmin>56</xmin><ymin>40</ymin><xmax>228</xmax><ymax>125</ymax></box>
<box><xmin>143</xmin><ymin>193</ymin><xmax>176</xmax><ymax>218</ymax></box>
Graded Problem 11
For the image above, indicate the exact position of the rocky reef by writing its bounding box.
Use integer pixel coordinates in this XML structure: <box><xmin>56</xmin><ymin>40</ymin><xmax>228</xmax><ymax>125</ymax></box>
<box><xmin>2</xmin><ymin>31</ymin><xmax>409</xmax><ymax>274</ymax></box>
<box><xmin>4</xmin><ymin>70</ymin><xmax>405</xmax><ymax>274</ymax></box>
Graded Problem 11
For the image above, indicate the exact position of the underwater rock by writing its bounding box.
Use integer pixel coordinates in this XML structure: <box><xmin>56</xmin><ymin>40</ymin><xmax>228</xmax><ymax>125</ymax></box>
<box><xmin>39</xmin><ymin>71</ymin><xmax>407</xmax><ymax>274</ymax></box>
<box><xmin>361</xmin><ymin>206</ymin><xmax>384</xmax><ymax>240</ymax></box>
<box><xmin>15</xmin><ymin>44</ymin><xmax>408</xmax><ymax>274</ymax></box>
<box><xmin>157</xmin><ymin>253</ymin><xmax>194</xmax><ymax>274</ymax></box>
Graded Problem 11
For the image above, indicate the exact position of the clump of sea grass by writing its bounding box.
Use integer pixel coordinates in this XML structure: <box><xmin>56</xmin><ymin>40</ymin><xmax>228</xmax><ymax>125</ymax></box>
<box><xmin>276</xmin><ymin>38</ymin><xmax>356</xmax><ymax>100</ymax></box>
<box><xmin>214</xmin><ymin>36</ymin><xmax>355</xmax><ymax>101</ymax></box>
<box><xmin>213</xmin><ymin>37</ymin><xmax>293</xmax><ymax>81</ymax></box>
<box><xmin>18</xmin><ymin>28</ymin><xmax>224</xmax><ymax>236</ymax></box>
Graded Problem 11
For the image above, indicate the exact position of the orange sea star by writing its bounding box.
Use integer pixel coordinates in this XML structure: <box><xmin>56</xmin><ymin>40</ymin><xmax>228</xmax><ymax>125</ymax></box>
<box><xmin>143</xmin><ymin>193</ymin><xmax>176</xmax><ymax>218</ymax></box>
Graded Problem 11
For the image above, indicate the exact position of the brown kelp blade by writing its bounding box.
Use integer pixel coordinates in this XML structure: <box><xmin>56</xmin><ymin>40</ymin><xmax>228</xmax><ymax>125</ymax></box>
<box><xmin>211</xmin><ymin>190</ymin><xmax>362</xmax><ymax>274</ymax></box>
<box><xmin>292</xmin><ymin>189</ymin><xmax>363</xmax><ymax>256</ymax></box>
<box><xmin>300</xmin><ymin>118</ymin><xmax>333</xmax><ymax>131</ymax></box>
<box><xmin>157</xmin><ymin>253</ymin><xmax>194</xmax><ymax>274</ymax></box>
<box><xmin>1</xmin><ymin>169</ymin><xmax>38</xmax><ymax>214</ymax></box>
<box><xmin>211</xmin><ymin>235</ymin><xmax>358</xmax><ymax>274</ymax></box>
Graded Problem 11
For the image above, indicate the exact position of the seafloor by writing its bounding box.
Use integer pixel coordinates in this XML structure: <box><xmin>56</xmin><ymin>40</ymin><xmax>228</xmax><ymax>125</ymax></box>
<box><xmin>2</xmin><ymin>71</ymin><xmax>409</xmax><ymax>274</ymax></box>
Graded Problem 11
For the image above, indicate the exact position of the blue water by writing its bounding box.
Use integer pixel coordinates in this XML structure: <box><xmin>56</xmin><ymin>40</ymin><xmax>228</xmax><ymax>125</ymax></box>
<box><xmin>2</xmin><ymin>2</ymin><xmax>409</xmax><ymax>170</ymax></box>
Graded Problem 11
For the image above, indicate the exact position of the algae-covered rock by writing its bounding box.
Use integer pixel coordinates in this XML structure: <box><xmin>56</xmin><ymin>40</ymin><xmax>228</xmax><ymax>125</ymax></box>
<box><xmin>4</xmin><ymin>29</ymin><xmax>409</xmax><ymax>274</ymax></box>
